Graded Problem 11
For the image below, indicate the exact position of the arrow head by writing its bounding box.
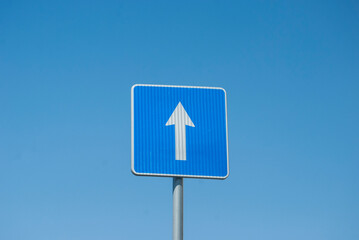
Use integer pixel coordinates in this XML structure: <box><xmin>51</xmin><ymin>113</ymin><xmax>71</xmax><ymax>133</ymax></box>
<box><xmin>166</xmin><ymin>102</ymin><xmax>195</xmax><ymax>127</ymax></box>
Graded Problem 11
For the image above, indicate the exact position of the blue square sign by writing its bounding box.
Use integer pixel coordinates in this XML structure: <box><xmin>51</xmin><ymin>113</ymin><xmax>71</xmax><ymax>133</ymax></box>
<box><xmin>131</xmin><ymin>84</ymin><xmax>229</xmax><ymax>179</ymax></box>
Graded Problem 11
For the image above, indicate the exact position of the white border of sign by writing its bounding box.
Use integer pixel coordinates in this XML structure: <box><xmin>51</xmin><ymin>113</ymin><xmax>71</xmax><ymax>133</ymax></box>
<box><xmin>131</xmin><ymin>84</ymin><xmax>229</xmax><ymax>179</ymax></box>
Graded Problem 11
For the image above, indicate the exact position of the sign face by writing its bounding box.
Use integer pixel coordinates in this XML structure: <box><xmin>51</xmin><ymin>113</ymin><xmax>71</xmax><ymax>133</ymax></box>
<box><xmin>131</xmin><ymin>84</ymin><xmax>229</xmax><ymax>179</ymax></box>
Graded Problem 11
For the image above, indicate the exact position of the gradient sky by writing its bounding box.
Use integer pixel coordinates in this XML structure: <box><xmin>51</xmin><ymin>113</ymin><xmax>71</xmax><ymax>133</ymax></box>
<box><xmin>1</xmin><ymin>1</ymin><xmax>358</xmax><ymax>239</ymax></box>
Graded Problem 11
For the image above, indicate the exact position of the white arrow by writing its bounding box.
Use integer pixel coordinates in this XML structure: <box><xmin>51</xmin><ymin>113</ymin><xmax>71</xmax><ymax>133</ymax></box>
<box><xmin>166</xmin><ymin>102</ymin><xmax>195</xmax><ymax>160</ymax></box>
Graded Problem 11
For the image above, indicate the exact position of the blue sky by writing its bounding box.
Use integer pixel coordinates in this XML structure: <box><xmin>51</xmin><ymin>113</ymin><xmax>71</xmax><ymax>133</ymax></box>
<box><xmin>1</xmin><ymin>1</ymin><xmax>358</xmax><ymax>239</ymax></box>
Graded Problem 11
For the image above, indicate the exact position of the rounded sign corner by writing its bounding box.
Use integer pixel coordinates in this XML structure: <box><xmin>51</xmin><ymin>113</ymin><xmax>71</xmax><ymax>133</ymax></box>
<box><xmin>131</xmin><ymin>84</ymin><xmax>141</xmax><ymax>92</ymax></box>
<box><xmin>217</xmin><ymin>87</ymin><xmax>227</xmax><ymax>95</ymax></box>
<box><xmin>131</xmin><ymin>166</ymin><xmax>141</xmax><ymax>176</ymax></box>
<box><xmin>221</xmin><ymin>170</ymin><xmax>230</xmax><ymax>180</ymax></box>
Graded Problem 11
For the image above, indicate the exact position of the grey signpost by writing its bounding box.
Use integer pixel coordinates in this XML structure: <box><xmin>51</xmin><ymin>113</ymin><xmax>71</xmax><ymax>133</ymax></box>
<box><xmin>131</xmin><ymin>84</ymin><xmax>229</xmax><ymax>240</ymax></box>
<box><xmin>173</xmin><ymin>177</ymin><xmax>183</xmax><ymax>240</ymax></box>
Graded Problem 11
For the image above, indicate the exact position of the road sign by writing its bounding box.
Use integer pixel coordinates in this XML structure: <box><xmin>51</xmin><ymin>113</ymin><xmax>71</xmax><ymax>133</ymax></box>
<box><xmin>131</xmin><ymin>84</ymin><xmax>229</xmax><ymax>179</ymax></box>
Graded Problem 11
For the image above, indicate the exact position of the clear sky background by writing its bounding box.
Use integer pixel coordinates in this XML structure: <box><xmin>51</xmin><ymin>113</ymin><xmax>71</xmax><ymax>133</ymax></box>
<box><xmin>1</xmin><ymin>1</ymin><xmax>358</xmax><ymax>239</ymax></box>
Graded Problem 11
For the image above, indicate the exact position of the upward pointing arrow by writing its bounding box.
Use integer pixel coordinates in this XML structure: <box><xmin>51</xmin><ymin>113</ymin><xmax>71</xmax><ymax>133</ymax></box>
<box><xmin>166</xmin><ymin>102</ymin><xmax>195</xmax><ymax>160</ymax></box>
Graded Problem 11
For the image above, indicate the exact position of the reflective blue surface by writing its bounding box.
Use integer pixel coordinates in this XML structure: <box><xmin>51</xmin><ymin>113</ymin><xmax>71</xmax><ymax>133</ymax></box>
<box><xmin>132</xmin><ymin>85</ymin><xmax>228</xmax><ymax>178</ymax></box>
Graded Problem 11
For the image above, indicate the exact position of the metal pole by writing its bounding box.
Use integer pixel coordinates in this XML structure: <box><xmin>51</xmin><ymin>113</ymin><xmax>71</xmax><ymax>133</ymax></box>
<box><xmin>173</xmin><ymin>177</ymin><xmax>183</xmax><ymax>240</ymax></box>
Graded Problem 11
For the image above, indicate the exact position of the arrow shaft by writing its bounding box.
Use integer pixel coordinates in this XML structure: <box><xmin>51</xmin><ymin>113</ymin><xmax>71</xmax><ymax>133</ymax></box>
<box><xmin>175</xmin><ymin>124</ymin><xmax>186</xmax><ymax>160</ymax></box>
